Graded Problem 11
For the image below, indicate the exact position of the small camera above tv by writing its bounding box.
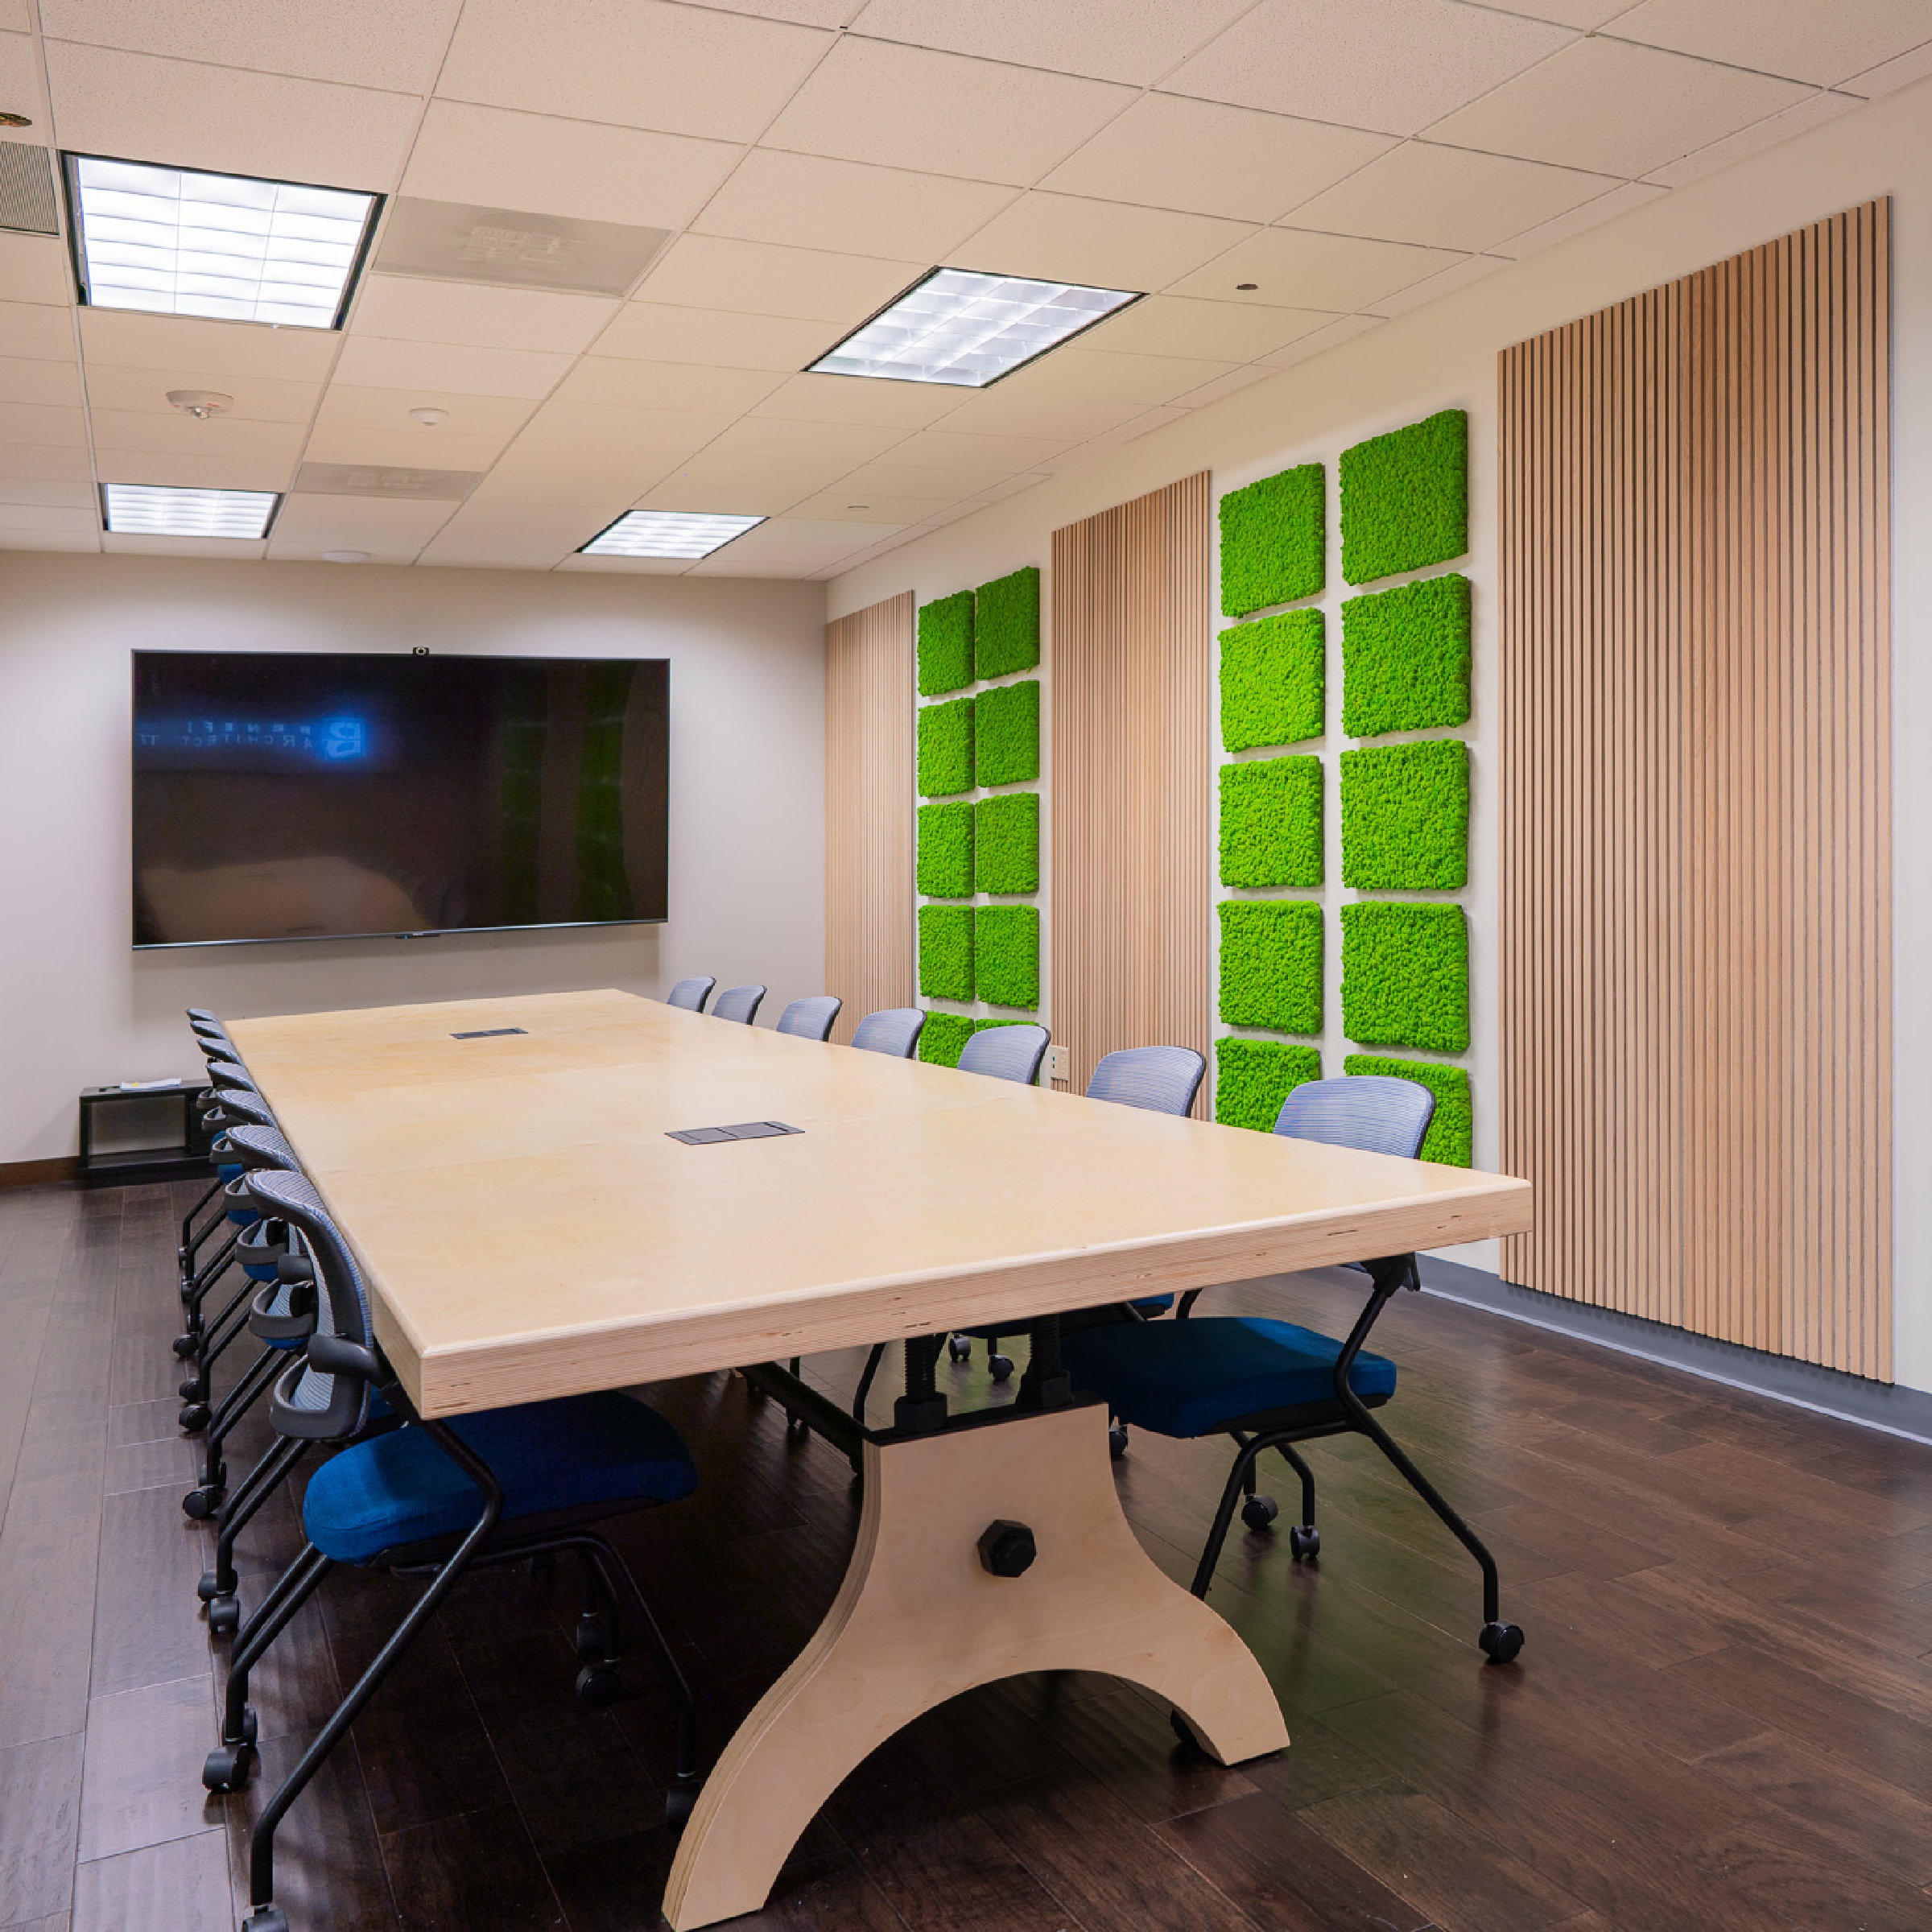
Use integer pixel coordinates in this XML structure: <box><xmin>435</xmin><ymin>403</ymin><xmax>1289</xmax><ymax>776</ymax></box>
<box><xmin>131</xmin><ymin>650</ymin><xmax>669</xmax><ymax>948</ymax></box>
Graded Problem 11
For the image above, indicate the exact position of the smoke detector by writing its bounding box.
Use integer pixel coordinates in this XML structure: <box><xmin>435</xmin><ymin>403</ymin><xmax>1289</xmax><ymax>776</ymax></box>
<box><xmin>167</xmin><ymin>390</ymin><xmax>233</xmax><ymax>419</ymax></box>
<box><xmin>408</xmin><ymin>407</ymin><xmax>448</xmax><ymax>427</ymax></box>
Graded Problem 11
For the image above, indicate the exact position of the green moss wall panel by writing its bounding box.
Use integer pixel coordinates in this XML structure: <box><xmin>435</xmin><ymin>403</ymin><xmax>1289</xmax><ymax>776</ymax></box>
<box><xmin>918</xmin><ymin>905</ymin><xmax>973</xmax><ymax>1001</ymax></box>
<box><xmin>975</xmin><ymin>791</ymin><xmax>1038</xmax><ymax>894</ymax></box>
<box><xmin>916</xmin><ymin>800</ymin><xmax>974</xmax><ymax>898</ymax></box>
<box><xmin>1220</xmin><ymin>608</ymin><xmax>1323</xmax><ymax>753</ymax></box>
<box><xmin>917</xmin><ymin>697</ymin><xmax>974</xmax><ymax>799</ymax></box>
<box><xmin>1218</xmin><ymin>899</ymin><xmax>1322</xmax><ymax>1034</ymax></box>
<box><xmin>974</xmin><ymin>904</ymin><xmax>1038</xmax><ymax>1009</ymax></box>
<box><xmin>975</xmin><ymin>678</ymin><xmax>1039</xmax><ymax>788</ymax></box>
<box><xmin>1339</xmin><ymin>408</ymin><xmax>1468</xmax><ymax>585</ymax></box>
<box><xmin>1214</xmin><ymin>1038</ymin><xmax>1321</xmax><ymax>1131</ymax></box>
<box><xmin>1340</xmin><ymin>574</ymin><xmax>1471</xmax><ymax>737</ymax></box>
<box><xmin>917</xmin><ymin>590</ymin><xmax>973</xmax><ymax>696</ymax></box>
<box><xmin>974</xmin><ymin>566</ymin><xmax>1040</xmax><ymax>679</ymax></box>
<box><xmin>1220</xmin><ymin>756</ymin><xmax>1323</xmax><ymax>889</ymax></box>
<box><xmin>1340</xmin><ymin>901</ymin><xmax>1468</xmax><ymax>1051</ymax></box>
<box><xmin>917</xmin><ymin>1011</ymin><xmax>976</xmax><ymax>1066</ymax></box>
<box><xmin>1340</xmin><ymin>739</ymin><xmax>1468</xmax><ymax>890</ymax></box>
<box><xmin>1343</xmin><ymin>1054</ymin><xmax>1472</xmax><ymax>1166</ymax></box>
<box><xmin>1219</xmin><ymin>463</ymin><xmax>1323</xmax><ymax>617</ymax></box>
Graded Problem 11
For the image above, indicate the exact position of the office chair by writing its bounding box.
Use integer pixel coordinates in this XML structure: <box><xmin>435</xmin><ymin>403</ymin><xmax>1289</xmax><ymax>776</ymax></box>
<box><xmin>667</xmin><ymin>976</ymin><xmax>716</xmax><ymax>1012</ymax></box>
<box><xmin>850</xmin><ymin>1007</ymin><xmax>925</xmax><ymax>1057</ymax></box>
<box><xmin>205</xmin><ymin>1170</ymin><xmax>704</xmax><ymax>1932</ymax></box>
<box><xmin>1059</xmin><ymin>1076</ymin><xmax>1525</xmax><ymax>1665</ymax></box>
<box><xmin>954</xmin><ymin>1022</ymin><xmax>1049</xmax><ymax>1084</ymax></box>
<box><xmin>775</xmin><ymin>995</ymin><xmax>842</xmax><ymax>1041</ymax></box>
<box><xmin>710</xmin><ymin>983</ymin><xmax>766</xmax><ymax>1026</ymax></box>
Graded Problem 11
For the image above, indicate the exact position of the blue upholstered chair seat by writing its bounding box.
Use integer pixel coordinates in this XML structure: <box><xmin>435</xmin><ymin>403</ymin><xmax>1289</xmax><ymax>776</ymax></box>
<box><xmin>302</xmin><ymin>1391</ymin><xmax>697</xmax><ymax>1565</ymax></box>
<box><xmin>1062</xmin><ymin>1316</ymin><xmax>1396</xmax><ymax>1439</ymax></box>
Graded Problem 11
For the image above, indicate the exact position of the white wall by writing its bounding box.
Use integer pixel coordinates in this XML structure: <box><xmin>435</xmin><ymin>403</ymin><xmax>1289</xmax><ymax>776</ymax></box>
<box><xmin>831</xmin><ymin>79</ymin><xmax>1932</xmax><ymax>1395</ymax></box>
<box><xmin>0</xmin><ymin>551</ymin><xmax>827</xmax><ymax>1164</ymax></box>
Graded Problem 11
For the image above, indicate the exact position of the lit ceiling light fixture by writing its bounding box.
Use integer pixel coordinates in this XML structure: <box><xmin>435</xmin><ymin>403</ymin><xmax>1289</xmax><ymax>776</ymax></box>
<box><xmin>64</xmin><ymin>153</ymin><xmax>379</xmax><ymax>328</ymax></box>
<box><xmin>579</xmin><ymin>511</ymin><xmax>764</xmax><ymax>559</ymax></box>
<box><xmin>810</xmin><ymin>266</ymin><xmax>1141</xmax><ymax>387</ymax></box>
<box><xmin>101</xmin><ymin>483</ymin><xmax>279</xmax><ymax>539</ymax></box>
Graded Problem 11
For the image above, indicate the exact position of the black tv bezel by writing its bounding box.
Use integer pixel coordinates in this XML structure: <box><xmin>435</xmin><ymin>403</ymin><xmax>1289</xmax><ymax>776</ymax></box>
<box><xmin>130</xmin><ymin>647</ymin><xmax>670</xmax><ymax>951</ymax></box>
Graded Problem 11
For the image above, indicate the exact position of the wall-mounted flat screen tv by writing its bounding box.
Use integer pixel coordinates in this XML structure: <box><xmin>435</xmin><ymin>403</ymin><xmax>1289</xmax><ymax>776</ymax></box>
<box><xmin>132</xmin><ymin>650</ymin><xmax>669</xmax><ymax>947</ymax></box>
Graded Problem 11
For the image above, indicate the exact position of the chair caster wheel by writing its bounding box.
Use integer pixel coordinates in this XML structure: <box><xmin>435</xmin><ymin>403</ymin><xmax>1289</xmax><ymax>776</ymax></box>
<box><xmin>1287</xmin><ymin>1524</ymin><xmax>1320</xmax><ymax>1561</ymax></box>
<box><xmin>1479</xmin><ymin>1620</ymin><xmax>1525</xmax><ymax>1665</ymax></box>
<box><xmin>242</xmin><ymin>1906</ymin><xmax>288</xmax><ymax>1932</ymax></box>
<box><xmin>178</xmin><ymin>1404</ymin><xmax>211</xmax><ymax>1435</ymax></box>
<box><xmin>988</xmin><ymin>1353</ymin><xmax>1014</xmax><ymax>1383</ymax></box>
<box><xmin>1241</xmin><ymin>1495</ymin><xmax>1279</xmax><ymax>1533</ymax></box>
<box><xmin>575</xmin><ymin>1662</ymin><xmax>622</xmax><ymax>1707</ymax></box>
<box><xmin>947</xmin><ymin>1335</ymin><xmax>972</xmax><ymax>1364</ymax></box>
<box><xmin>575</xmin><ymin>1611</ymin><xmax>613</xmax><ymax>1664</ymax></box>
<box><xmin>666</xmin><ymin>1776</ymin><xmax>700</xmax><ymax>1835</ymax></box>
<box><xmin>203</xmin><ymin>1740</ymin><xmax>256</xmax><ymax>1792</ymax></box>
<box><xmin>182</xmin><ymin>1481</ymin><xmax>224</xmax><ymax>1520</ymax></box>
<box><xmin>208</xmin><ymin>1594</ymin><xmax>242</xmax><ymax>1638</ymax></box>
<box><xmin>197</xmin><ymin>1568</ymin><xmax>226</xmax><ymax>1603</ymax></box>
<box><xmin>171</xmin><ymin>1332</ymin><xmax>199</xmax><ymax>1359</ymax></box>
<box><xmin>179</xmin><ymin>1377</ymin><xmax>206</xmax><ymax>1402</ymax></box>
<box><xmin>1108</xmin><ymin>1422</ymin><xmax>1128</xmax><ymax>1460</ymax></box>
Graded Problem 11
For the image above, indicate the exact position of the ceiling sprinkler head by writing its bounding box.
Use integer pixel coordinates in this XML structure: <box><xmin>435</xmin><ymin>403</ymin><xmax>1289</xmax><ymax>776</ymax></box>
<box><xmin>408</xmin><ymin>406</ymin><xmax>449</xmax><ymax>427</ymax></box>
<box><xmin>167</xmin><ymin>390</ymin><xmax>233</xmax><ymax>419</ymax></box>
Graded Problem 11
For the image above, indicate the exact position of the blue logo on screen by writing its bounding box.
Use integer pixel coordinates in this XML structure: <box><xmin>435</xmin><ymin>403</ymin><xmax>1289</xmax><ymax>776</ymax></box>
<box><xmin>320</xmin><ymin>718</ymin><xmax>365</xmax><ymax>760</ymax></box>
<box><xmin>136</xmin><ymin>715</ymin><xmax>374</xmax><ymax>762</ymax></box>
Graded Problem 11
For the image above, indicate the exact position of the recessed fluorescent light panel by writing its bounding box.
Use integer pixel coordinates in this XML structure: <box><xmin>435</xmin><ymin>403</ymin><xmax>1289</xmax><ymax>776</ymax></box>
<box><xmin>102</xmin><ymin>484</ymin><xmax>279</xmax><ymax>539</ymax></box>
<box><xmin>580</xmin><ymin>511</ymin><xmax>764</xmax><ymax>559</ymax></box>
<box><xmin>810</xmin><ymin>267</ymin><xmax>1141</xmax><ymax>387</ymax></box>
<box><xmin>65</xmin><ymin>154</ymin><xmax>379</xmax><ymax>328</ymax></box>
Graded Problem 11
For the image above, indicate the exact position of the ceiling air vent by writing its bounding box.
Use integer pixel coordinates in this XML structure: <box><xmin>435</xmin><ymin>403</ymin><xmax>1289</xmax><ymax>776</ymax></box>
<box><xmin>371</xmin><ymin>196</ymin><xmax>670</xmax><ymax>296</ymax></box>
<box><xmin>294</xmin><ymin>463</ymin><xmax>481</xmax><ymax>501</ymax></box>
<box><xmin>0</xmin><ymin>142</ymin><xmax>59</xmax><ymax>235</ymax></box>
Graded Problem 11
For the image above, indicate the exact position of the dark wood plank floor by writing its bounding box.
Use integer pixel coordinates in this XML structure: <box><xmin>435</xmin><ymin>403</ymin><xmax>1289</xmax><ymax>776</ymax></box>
<box><xmin>2</xmin><ymin>1178</ymin><xmax>1929</xmax><ymax>1932</ymax></box>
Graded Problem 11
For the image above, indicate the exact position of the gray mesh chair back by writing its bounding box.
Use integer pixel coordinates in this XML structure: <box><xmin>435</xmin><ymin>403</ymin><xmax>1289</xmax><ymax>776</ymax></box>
<box><xmin>1274</xmin><ymin>1075</ymin><xmax>1435</xmax><ymax>1159</ymax></box>
<box><xmin>221</xmin><ymin>1122</ymin><xmax>299</xmax><ymax>1174</ymax></box>
<box><xmin>667</xmin><ymin>976</ymin><xmax>715</xmax><ymax>1013</ymax></box>
<box><xmin>710</xmin><ymin>984</ymin><xmax>766</xmax><ymax>1026</ymax></box>
<box><xmin>775</xmin><ymin>995</ymin><xmax>841</xmax><ymax>1042</ymax></box>
<box><xmin>956</xmin><ymin>1023</ymin><xmax>1050</xmax><ymax>1085</ymax></box>
<box><xmin>850</xmin><ymin>1008</ymin><xmax>924</xmax><ymax>1058</ymax></box>
<box><xmin>1087</xmin><ymin>1045</ymin><xmax>1206</xmax><ymax>1117</ymax></box>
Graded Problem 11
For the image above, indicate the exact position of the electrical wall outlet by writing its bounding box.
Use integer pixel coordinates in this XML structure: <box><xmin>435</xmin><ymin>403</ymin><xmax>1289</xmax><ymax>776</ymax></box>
<box><xmin>1047</xmin><ymin>1045</ymin><xmax>1070</xmax><ymax>1083</ymax></box>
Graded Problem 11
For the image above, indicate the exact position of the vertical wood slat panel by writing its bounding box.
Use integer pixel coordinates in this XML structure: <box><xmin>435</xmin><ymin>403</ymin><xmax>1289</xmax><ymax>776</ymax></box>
<box><xmin>824</xmin><ymin>592</ymin><xmax>915</xmax><ymax>1046</ymax></box>
<box><xmin>1049</xmin><ymin>475</ymin><xmax>1212</xmax><ymax>1108</ymax></box>
<box><xmin>1498</xmin><ymin>201</ymin><xmax>1892</xmax><ymax>1379</ymax></box>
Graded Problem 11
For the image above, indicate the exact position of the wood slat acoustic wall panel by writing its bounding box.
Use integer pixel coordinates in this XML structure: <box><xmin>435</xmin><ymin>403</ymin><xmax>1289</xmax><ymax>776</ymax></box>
<box><xmin>824</xmin><ymin>592</ymin><xmax>915</xmax><ymax>1046</ymax></box>
<box><xmin>1050</xmin><ymin>475</ymin><xmax>1212</xmax><ymax>1107</ymax></box>
<box><xmin>1499</xmin><ymin>201</ymin><xmax>1892</xmax><ymax>1379</ymax></box>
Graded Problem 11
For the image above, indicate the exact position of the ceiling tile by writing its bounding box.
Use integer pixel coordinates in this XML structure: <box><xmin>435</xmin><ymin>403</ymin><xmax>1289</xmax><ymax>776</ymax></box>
<box><xmin>0</xmin><ymin>3</ymin><xmax>33</xmax><ymax>33</ymax></box>
<box><xmin>82</xmin><ymin>364</ymin><xmax>320</xmax><ymax>421</ymax></box>
<box><xmin>439</xmin><ymin>492</ymin><xmax>630</xmax><ymax>530</ymax></box>
<box><xmin>311</xmin><ymin>385</ymin><xmax>536</xmax><ymax>438</ymax></box>
<box><xmin>632</xmin><ymin>474</ymin><xmax>831</xmax><ymax>515</ymax></box>
<box><xmin>44</xmin><ymin>42</ymin><xmax>420</xmax><ymax>188</ymax></box>
<box><xmin>401</xmin><ymin>101</ymin><xmax>743</xmax><ymax>231</ymax></box>
<box><xmin>634</xmin><ymin>235</ymin><xmax>925</xmax><ymax>322</ymax></box>
<box><xmin>0</xmin><ymin>530</ymin><xmax>99</xmax><ymax>551</ymax></box>
<box><xmin>660</xmin><ymin>449</ymin><xmax>860</xmax><ymax>494</ymax></box>
<box><xmin>1082</xmin><ymin>293</ymin><xmax>1340</xmax><ymax>360</ymax></box>
<box><xmin>694</xmin><ymin>415</ymin><xmax>909</xmax><ymax>465</ymax></box>
<box><xmin>0</xmin><ymin>233</ymin><xmax>74</xmax><ymax>306</ymax></box>
<box><xmin>949</xmin><ymin>192</ymin><xmax>1253</xmax><ymax>291</ymax></box>
<box><xmin>512</xmin><ymin>400</ymin><xmax>732</xmax><ymax>460</ymax></box>
<box><xmin>1168</xmin><ymin>364</ymin><xmax>1281</xmax><ymax>409</ymax></box>
<box><xmin>266</xmin><ymin>494</ymin><xmax>457</xmax><ymax>561</ymax></box>
<box><xmin>1365</xmin><ymin>250</ymin><xmax>1509</xmax><ymax>317</ymax></box>
<box><xmin>1424</xmin><ymin>37</ymin><xmax>1813</xmax><ymax>179</ymax></box>
<box><xmin>299</xmin><ymin>424</ymin><xmax>521</xmax><ymax>470</ymax></box>
<box><xmin>1022</xmin><ymin>344</ymin><xmax>1239</xmax><ymax>405</ymax></box>
<box><xmin>330</xmin><ymin>336</ymin><xmax>572</xmax><ymax>398</ymax></box>
<box><xmin>0</xmin><ymin>302</ymin><xmax>73</xmax><ymax>362</ymax></box>
<box><xmin>0</xmin><ymin>444</ymin><xmax>92</xmax><ymax>482</ymax></box>
<box><xmin>875</xmin><ymin>427</ymin><xmax>1071</xmax><ymax>470</ymax></box>
<box><xmin>700</xmin><ymin>0</ymin><xmax>864</xmax><ymax>21</ymax></box>
<box><xmin>931</xmin><ymin>378</ymin><xmax>1163</xmax><ymax>441</ymax></box>
<box><xmin>103</xmin><ymin>532</ymin><xmax>269</xmax><ymax>558</ymax></box>
<box><xmin>0</xmin><ymin>29</ymin><xmax>42</xmax><ymax>112</ymax></box>
<box><xmin>545</xmin><ymin>357</ymin><xmax>787</xmax><ymax>416</ymax></box>
<box><xmin>423</xmin><ymin>539</ymin><xmax>581</xmax><ymax>571</ymax></box>
<box><xmin>1842</xmin><ymin>39</ymin><xmax>1932</xmax><ymax>97</ymax></box>
<box><xmin>347</xmin><ymin>276</ymin><xmax>620</xmax><ymax>353</ymax></box>
<box><xmin>1645</xmin><ymin>89</ymin><xmax>1859</xmax><ymax>189</ymax></box>
<box><xmin>479</xmin><ymin>444</ymin><xmax>687</xmax><ymax>501</ymax></box>
<box><xmin>845</xmin><ymin>0</ymin><xmax>1257</xmax><ymax>87</ymax></box>
<box><xmin>437</xmin><ymin>0</ymin><xmax>834</xmax><ymax>144</ymax></box>
<box><xmin>1042</xmin><ymin>95</ymin><xmax>1396</xmax><ymax>224</ymax></box>
<box><xmin>593</xmin><ymin>303</ymin><xmax>836</xmax><ymax>372</ymax></box>
<box><xmin>0</xmin><ymin>398</ymin><xmax>85</xmax><ymax>444</ymax></box>
<box><xmin>1257</xmin><ymin>312</ymin><xmax>1382</xmax><ymax>369</ymax></box>
<box><xmin>0</xmin><ymin>357</ymin><xmax>79</xmax><ymax>407</ymax></box>
<box><xmin>1168</xmin><ymin>228</ymin><xmax>1464</xmax><ymax>311</ymax></box>
<box><xmin>0</xmin><ymin>502</ymin><xmax>95</xmax><ymax>535</ymax></box>
<box><xmin>753</xmin><ymin>515</ymin><xmax>907</xmax><ymax>545</ymax></box>
<box><xmin>1166</xmin><ymin>0</ymin><xmax>1575</xmax><ymax>136</ymax></box>
<box><xmin>1608</xmin><ymin>0</ymin><xmax>1932</xmax><ymax>89</ymax></box>
<box><xmin>1285</xmin><ymin>142</ymin><xmax>1620</xmax><ymax>253</ymax></box>
<box><xmin>93</xmin><ymin>449</ymin><xmax>291</xmax><ymax>489</ymax></box>
<box><xmin>761</xmin><ymin>36</ymin><xmax>1133</xmax><ymax>184</ymax></box>
<box><xmin>556</xmin><ymin>551</ymin><xmax>696</xmax><ymax>574</ymax></box>
<box><xmin>748</xmin><ymin>372</ymin><xmax>964</xmax><ymax>427</ymax></box>
<box><xmin>1489</xmin><ymin>178</ymin><xmax>1668</xmax><ymax>258</ymax></box>
<box><xmin>1475</xmin><ymin>2</ymin><xmax>1628</xmax><ymax>23</ymax></box>
<box><xmin>39</xmin><ymin>0</ymin><xmax>455</xmax><ymax>93</ymax></box>
<box><xmin>88</xmin><ymin>408</ymin><xmax>306</xmax><ymax>462</ymax></box>
<box><xmin>0</xmin><ymin>475</ymin><xmax>93</xmax><ymax>507</ymax></box>
<box><xmin>692</xmin><ymin>151</ymin><xmax>1016</xmax><ymax>259</ymax></box>
<box><xmin>787</xmin><ymin>486</ymin><xmax>956</xmax><ymax>521</ymax></box>
<box><xmin>832</xmin><ymin>459</ymin><xmax>1004</xmax><ymax>496</ymax></box>
<box><xmin>77</xmin><ymin>309</ymin><xmax>342</xmax><ymax>380</ymax></box>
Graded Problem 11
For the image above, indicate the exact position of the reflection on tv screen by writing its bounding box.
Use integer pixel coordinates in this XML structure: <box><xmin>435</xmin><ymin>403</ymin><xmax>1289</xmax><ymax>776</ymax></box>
<box><xmin>132</xmin><ymin>650</ymin><xmax>669</xmax><ymax>947</ymax></box>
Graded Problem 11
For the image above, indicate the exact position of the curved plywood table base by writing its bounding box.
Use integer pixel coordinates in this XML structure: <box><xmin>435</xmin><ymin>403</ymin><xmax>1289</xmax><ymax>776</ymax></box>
<box><xmin>662</xmin><ymin>1402</ymin><xmax>1289</xmax><ymax>1930</ymax></box>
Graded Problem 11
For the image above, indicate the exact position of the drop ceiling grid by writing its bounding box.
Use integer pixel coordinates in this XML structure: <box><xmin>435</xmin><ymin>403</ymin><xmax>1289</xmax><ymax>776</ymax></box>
<box><xmin>0</xmin><ymin>0</ymin><xmax>1926</xmax><ymax>571</ymax></box>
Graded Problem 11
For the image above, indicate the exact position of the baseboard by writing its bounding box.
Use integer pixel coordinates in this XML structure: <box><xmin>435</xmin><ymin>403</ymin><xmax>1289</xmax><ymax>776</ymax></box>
<box><xmin>0</xmin><ymin>1157</ymin><xmax>79</xmax><ymax>1189</ymax></box>
<box><xmin>1419</xmin><ymin>1255</ymin><xmax>1932</xmax><ymax>1446</ymax></box>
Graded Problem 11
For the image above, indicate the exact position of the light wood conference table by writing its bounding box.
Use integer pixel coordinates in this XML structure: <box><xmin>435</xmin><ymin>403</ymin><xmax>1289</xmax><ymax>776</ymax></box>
<box><xmin>229</xmin><ymin>988</ymin><xmax>1533</xmax><ymax>1929</ymax></box>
